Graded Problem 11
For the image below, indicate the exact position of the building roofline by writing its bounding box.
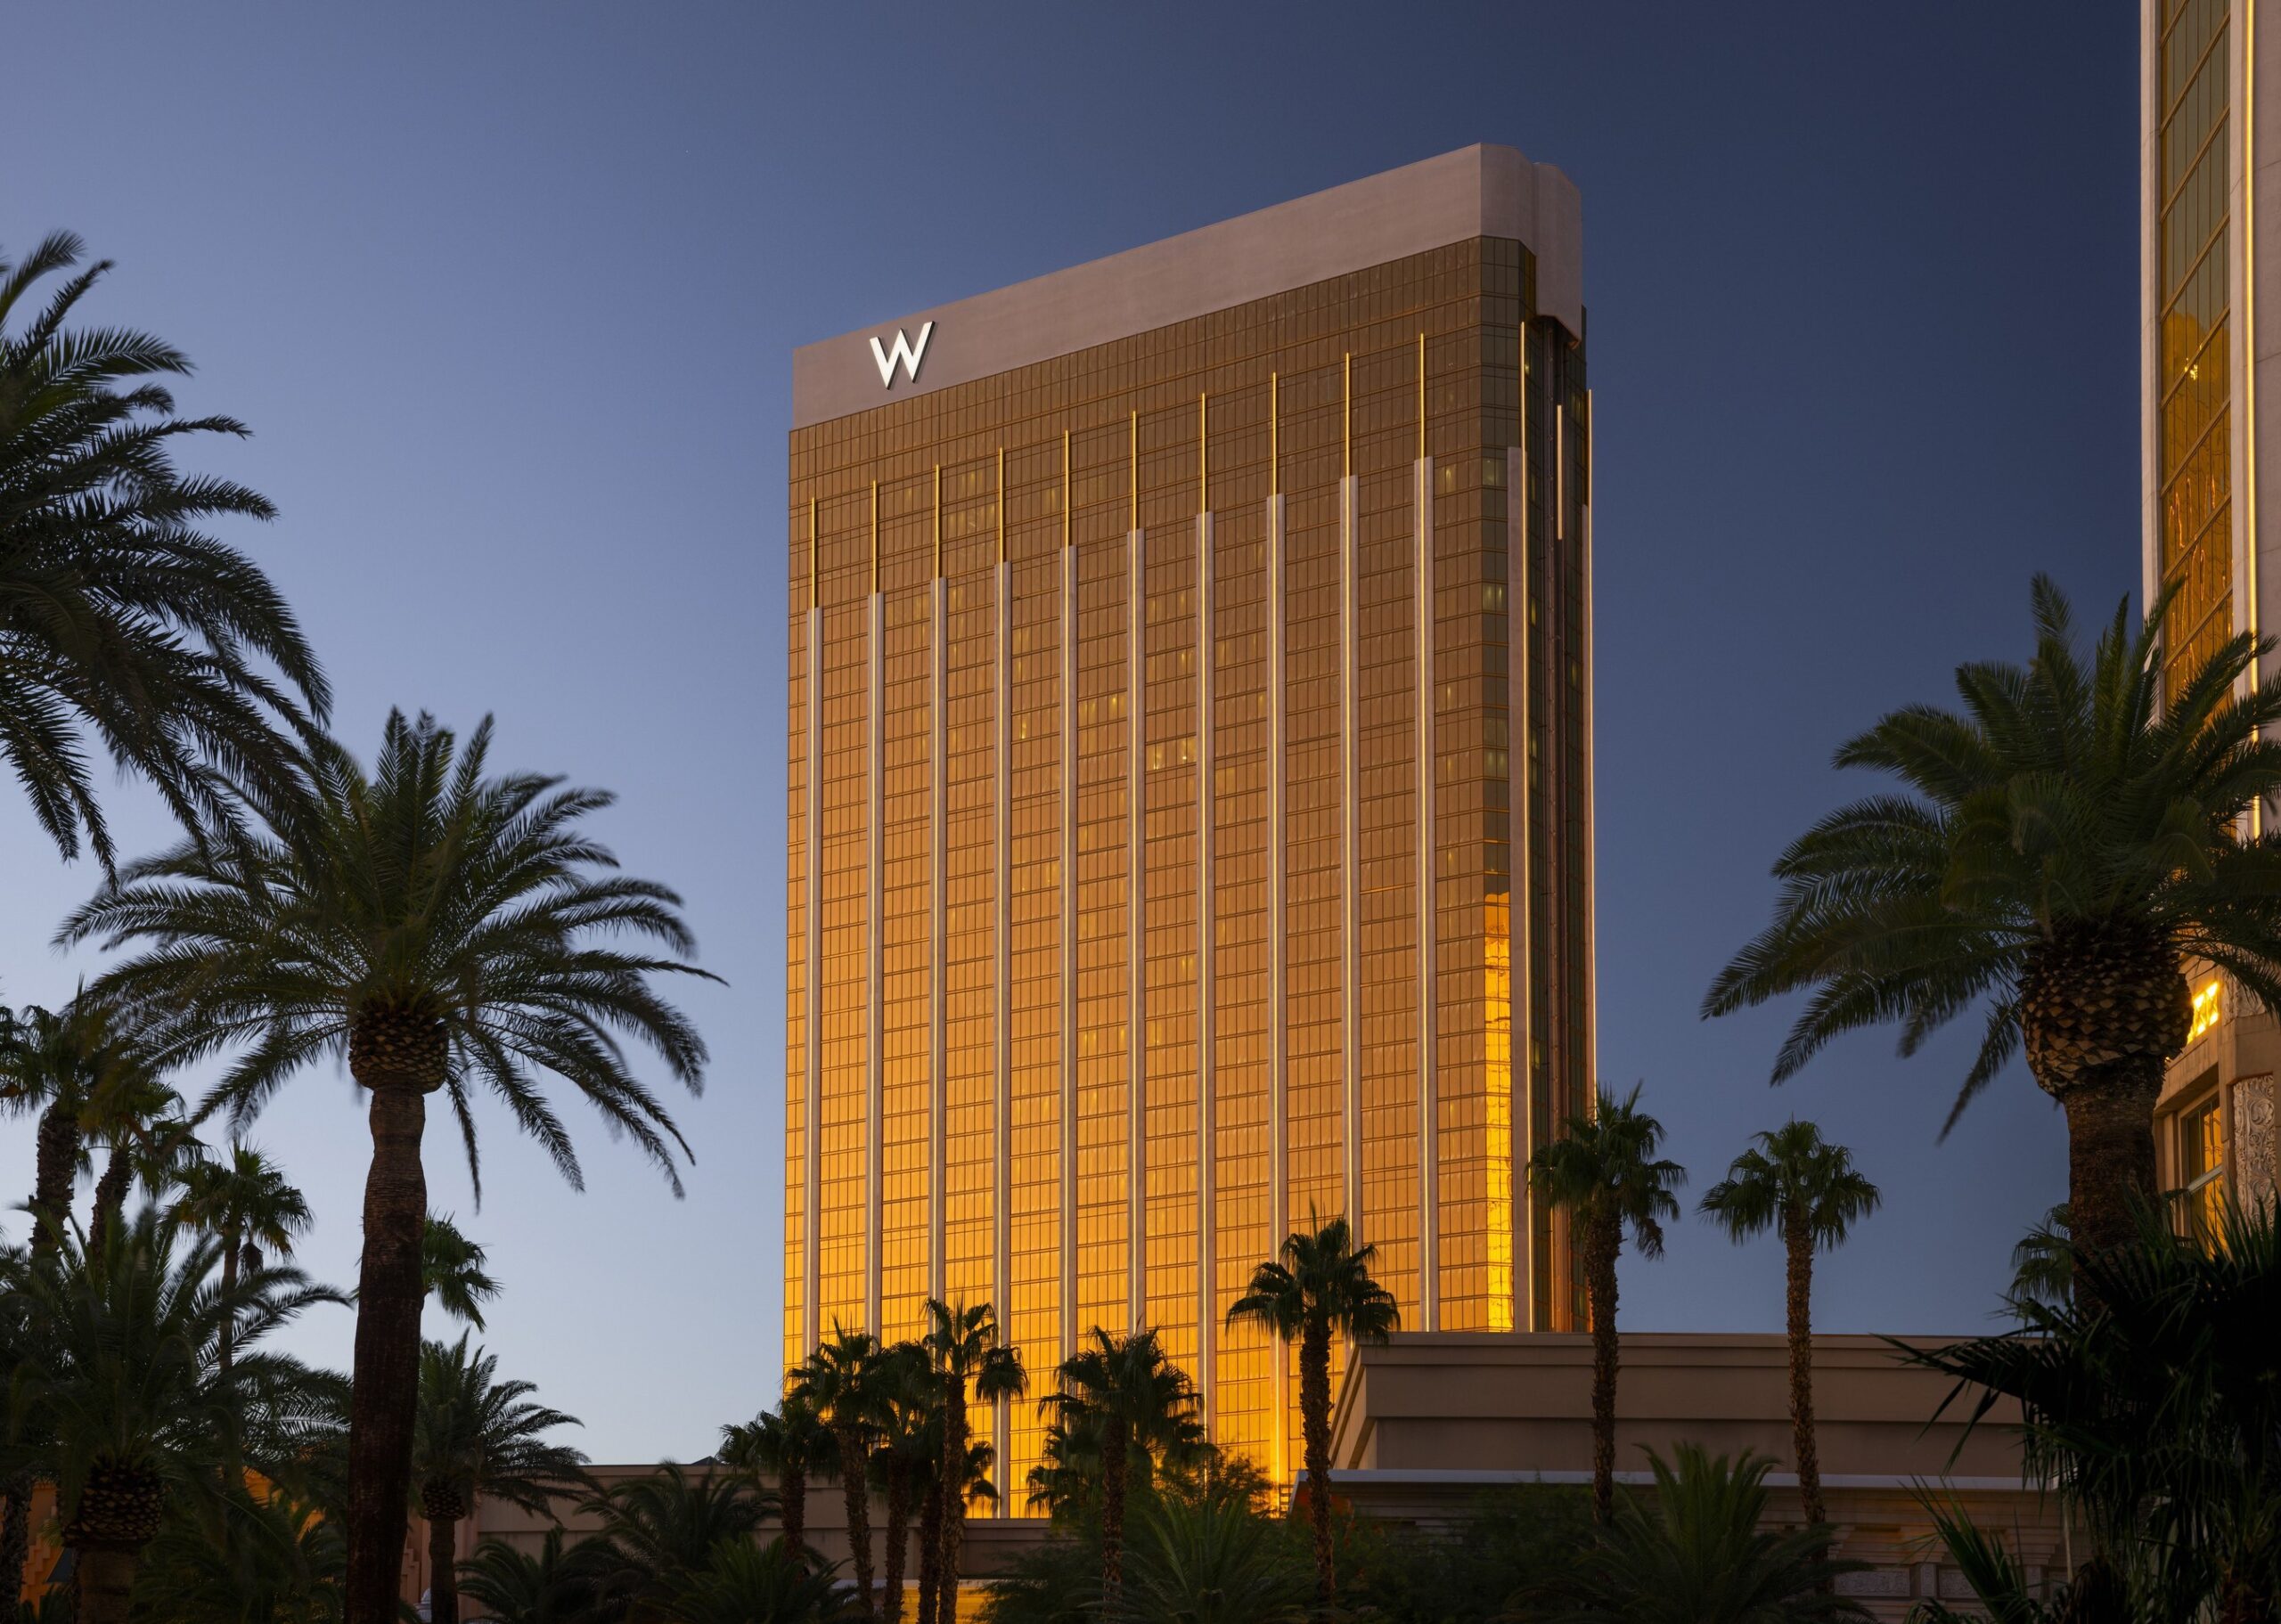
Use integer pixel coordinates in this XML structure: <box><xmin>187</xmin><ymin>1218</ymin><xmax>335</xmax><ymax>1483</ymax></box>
<box><xmin>790</xmin><ymin>143</ymin><xmax>1582</xmax><ymax>429</ymax></box>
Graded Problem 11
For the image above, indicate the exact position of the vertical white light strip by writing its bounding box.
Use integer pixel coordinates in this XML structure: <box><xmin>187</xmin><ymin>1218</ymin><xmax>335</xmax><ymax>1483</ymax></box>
<box><xmin>1127</xmin><ymin>520</ymin><xmax>1148</xmax><ymax>1329</ymax></box>
<box><xmin>1339</xmin><ymin>473</ymin><xmax>1362</xmax><ymax>1235</ymax></box>
<box><xmin>929</xmin><ymin>557</ymin><xmax>946</xmax><ymax>1305</ymax></box>
<box><xmin>1196</xmin><ymin>505</ymin><xmax>1216</xmax><ymax>1434</ymax></box>
<box><xmin>1414</xmin><ymin>453</ymin><xmax>1438</xmax><ymax>1332</ymax></box>
<box><xmin>1508</xmin><ymin>435</ymin><xmax>1532</xmax><ymax>1331</ymax></box>
<box><xmin>805</xmin><ymin>589</ymin><xmax>822</xmax><ymax>1347</ymax></box>
<box><xmin>1060</xmin><ymin>470</ymin><xmax>1080</xmax><ymax>1364</ymax></box>
<box><xmin>993</xmin><ymin>463</ymin><xmax>1012</xmax><ymax>1506</ymax></box>
<box><xmin>866</xmin><ymin>517</ymin><xmax>884</xmax><ymax>1336</ymax></box>
<box><xmin>1581</xmin><ymin>392</ymin><xmax>1598</xmax><ymax>1102</ymax></box>
<box><xmin>1264</xmin><ymin>483</ymin><xmax>1289</xmax><ymax>1482</ymax></box>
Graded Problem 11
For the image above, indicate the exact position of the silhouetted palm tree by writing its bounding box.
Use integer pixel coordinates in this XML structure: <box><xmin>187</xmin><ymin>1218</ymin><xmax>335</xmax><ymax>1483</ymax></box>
<box><xmin>1041</xmin><ymin>1327</ymin><xmax>1207</xmax><ymax>1597</ymax></box>
<box><xmin>172</xmin><ymin>1140</ymin><xmax>312</xmax><ymax>1389</ymax></box>
<box><xmin>2007</xmin><ymin>1204</ymin><xmax>2073</xmax><ymax>1312</ymax></box>
<box><xmin>0</xmin><ymin>998</ymin><xmax>136</xmax><ymax>1252</ymax></box>
<box><xmin>412</xmin><ymin>1334</ymin><xmax>591</xmax><ymax>1624</ymax></box>
<box><xmin>666</xmin><ymin>1538</ymin><xmax>862</xmax><ymax>1624</ymax></box>
<box><xmin>1527</xmin><ymin>1086</ymin><xmax>1685</xmax><ymax>1524</ymax></box>
<box><xmin>870</xmin><ymin>1342</ymin><xmax>935</xmax><ymax>1624</ymax></box>
<box><xmin>798</xmin><ymin>1327</ymin><xmax>885</xmax><ymax>1619</ymax></box>
<box><xmin>1705</xmin><ymin>579</ymin><xmax>2281</xmax><ymax>1269</ymax></box>
<box><xmin>1226</xmin><ymin>1212</ymin><xmax>1398</xmax><ymax>1606</ymax></box>
<box><xmin>1698</xmin><ymin>1122</ymin><xmax>1879</xmax><ymax>1526</ymax></box>
<box><xmin>61</xmin><ymin>710</ymin><xmax>714</xmax><ymax>1624</ymax></box>
<box><xmin>457</xmin><ymin>1528</ymin><xmax>609</xmax><ymax>1624</ymax></box>
<box><xmin>920</xmin><ymin>1299</ymin><xmax>1024</xmax><ymax>1624</ymax></box>
<box><xmin>421</xmin><ymin>1212</ymin><xmax>501</xmax><ymax>1329</ymax></box>
<box><xmin>583</xmin><ymin>1460</ymin><xmax>769</xmax><ymax>1619</ymax></box>
<box><xmin>0</xmin><ymin>231</ymin><xmax>329</xmax><ymax>872</ymax></box>
<box><xmin>721</xmin><ymin>1393</ymin><xmax>832</xmax><ymax>1560</ymax></box>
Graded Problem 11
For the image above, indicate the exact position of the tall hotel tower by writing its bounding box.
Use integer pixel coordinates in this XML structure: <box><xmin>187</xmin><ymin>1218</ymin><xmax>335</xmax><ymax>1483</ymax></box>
<box><xmin>2141</xmin><ymin>4</ymin><xmax>2281</xmax><ymax>1235</ymax></box>
<box><xmin>785</xmin><ymin>144</ymin><xmax>1594</xmax><ymax>1498</ymax></box>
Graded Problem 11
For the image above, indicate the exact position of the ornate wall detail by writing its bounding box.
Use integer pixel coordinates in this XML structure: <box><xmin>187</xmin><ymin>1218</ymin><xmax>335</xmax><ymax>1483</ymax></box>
<box><xmin>2236</xmin><ymin>1074</ymin><xmax>2277</xmax><ymax>1213</ymax></box>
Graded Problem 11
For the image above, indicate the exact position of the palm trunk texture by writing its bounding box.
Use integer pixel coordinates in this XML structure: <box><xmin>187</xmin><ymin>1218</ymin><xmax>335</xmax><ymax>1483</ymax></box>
<box><xmin>1299</xmin><ymin>1318</ymin><xmax>1336</xmax><ymax>1608</ymax></box>
<box><xmin>426</xmin><ymin>1513</ymin><xmax>460</xmax><ymax>1624</ymax></box>
<box><xmin>31</xmin><ymin>1102</ymin><xmax>78</xmax><ymax>1253</ymax></box>
<box><xmin>1783</xmin><ymin>1205</ymin><xmax>1824</xmax><ymax>1528</ymax></box>
<box><xmin>1586</xmin><ymin>1212</ymin><xmax>1622</xmax><ymax>1527</ymax></box>
<box><xmin>935</xmin><ymin>1389</ymin><xmax>968</xmax><ymax>1624</ymax></box>
<box><xmin>2058</xmin><ymin>1069</ymin><xmax>2164</xmax><ymax>1265</ymax></box>
<box><xmin>88</xmin><ymin>1140</ymin><xmax>132</xmax><ymax>1253</ymax></box>
<box><xmin>782</xmin><ymin>1460</ymin><xmax>805</xmax><ymax>1558</ymax></box>
<box><xmin>74</xmin><ymin>1544</ymin><xmax>140</xmax><ymax>1624</ymax></box>
<box><xmin>881</xmin><ymin>1463</ymin><xmax>911</xmax><ymax>1624</ymax></box>
<box><xmin>915</xmin><ymin>1474</ymin><xmax>944</xmax><ymax>1624</ymax></box>
<box><xmin>344</xmin><ymin>1081</ymin><xmax>428</xmax><ymax>1624</ymax></box>
<box><xmin>0</xmin><ymin>1481</ymin><xmax>29</xmax><ymax>1606</ymax></box>
<box><xmin>838</xmin><ymin>1424</ymin><xmax>874</xmax><ymax>1620</ymax></box>
<box><xmin>1100</xmin><ymin>1418</ymin><xmax>1128</xmax><ymax>1595</ymax></box>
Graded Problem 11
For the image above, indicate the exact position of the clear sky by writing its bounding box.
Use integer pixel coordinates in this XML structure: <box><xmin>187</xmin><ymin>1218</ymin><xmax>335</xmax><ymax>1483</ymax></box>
<box><xmin>0</xmin><ymin>3</ymin><xmax>2134</xmax><ymax>1461</ymax></box>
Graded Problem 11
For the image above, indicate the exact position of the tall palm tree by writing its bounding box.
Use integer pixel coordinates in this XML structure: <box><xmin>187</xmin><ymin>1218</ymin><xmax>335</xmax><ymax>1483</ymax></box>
<box><xmin>1697</xmin><ymin>1121</ymin><xmax>1880</xmax><ymax>1527</ymax></box>
<box><xmin>170</xmin><ymin>1141</ymin><xmax>312</xmax><ymax>1388</ymax></box>
<box><xmin>1040</xmin><ymin>1326</ymin><xmax>1207</xmax><ymax>1598</ymax></box>
<box><xmin>421</xmin><ymin>1212</ymin><xmax>501</xmax><ymax>1329</ymax></box>
<box><xmin>920</xmin><ymin>1299</ymin><xmax>1025</xmax><ymax>1624</ymax></box>
<box><xmin>798</xmin><ymin>1326</ymin><xmax>885</xmax><ymax>1619</ymax></box>
<box><xmin>720</xmin><ymin>1391</ymin><xmax>832</xmax><ymax>1559</ymax></box>
<box><xmin>0</xmin><ymin>998</ymin><xmax>139</xmax><ymax>1252</ymax></box>
<box><xmin>411</xmin><ymin>1334</ymin><xmax>590</xmax><ymax>1624</ymax></box>
<box><xmin>0</xmin><ymin>232</ymin><xmax>329</xmax><ymax>873</ymax></box>
<box><xmin>1526</xmin><ymin>1085</ymin><xmax>1685</xmax><ymax>1524</ymax></box>
<box><xmin>1226</xmin><ymin>1212</ymin><xmax>1398</xmax><ymax>1607</ymax></box>
<box><xmin>4</xmin><ymin>1207</ymin><xmax>338</xmax><ymax>1624</ymax></box>
<box><xmin>1704</xmin><ymin>579</ymin><xmax>2281</xmax><ymax>1266</ymax></box>
<box><xmin>58</xmin><ymin>709</ymin><xmax>714</xmax><ymax>1624</ymax></box>
<box><xmin>870</xmin><ymin>1342</ymin><xmax>936</xmax><ymax>1624</ymax></box>
<box><xmin>1569</xmin><ymin>1445</ymin><xmax>1868</xmax><ymax>1624</ymax></box>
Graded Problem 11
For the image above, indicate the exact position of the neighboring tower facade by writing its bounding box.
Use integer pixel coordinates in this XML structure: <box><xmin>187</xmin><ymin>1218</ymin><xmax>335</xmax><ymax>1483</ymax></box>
<box><xmin>2142</xmin><ymin>1</ymin><xmax>2281</xmax><ymax>1224</ymax></box>
<box><xmin>784</xmin><ymin>144</ymin><xmax>1594</xmax><ymax>1504</ymax></box>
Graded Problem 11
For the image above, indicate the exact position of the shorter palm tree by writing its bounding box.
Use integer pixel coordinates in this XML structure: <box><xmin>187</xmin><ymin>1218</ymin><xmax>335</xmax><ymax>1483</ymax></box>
<box><xmin>666</xmin><ymin>1538</ymin><xmax>863</xmax><ymax>1624</ymax></box>
<box><xmin>1570</xmin><ymin>1446</ymin><xmax>1868</xmax><ymax>1624</ymax></box>
<box><xmin>920</xmin><ymin>1299</ymin><xmax>1025</xmax><ymax>1624</ymax></box>
<box><xmin>412</xmin><ymin>1334</ymin><xmax>591</xmax><ymax>1624</ymax></box>
<box><xmin>1041</xmin><ymin>1326</ymin><xmax>1208</xmax><ymax>1598</ymax></box>
<box><xmin>1697</xmin><ymin>1121</ymin><xmax>1878</xmax><ymax>1526</ymax></box>
<box><xmin>457</xmin><ymin>1528</ymin><xmax>610</xmax><ymax>1624</ymax></box>
<box><xmin>870</xmin><ymin>1342</ymin><xmax>936</xmax><ymax>1624</ymax></box>
<box><xmin>798</xmin><ymin>1326</ymin><xmax>885</xmax><ymax>1617</ymax></box>
<box><xmin>721</xmin><ymin>1392</ymin><xmax>833</xmax><ymax>1559</ymax></box>
<box><xmin>5</xmin><ymin>1207</ymin><xmax>338</xmax><ymax>1624</ymax></box>
<box><xmin>1527</xmin><ymin>1085</ymin><xmax>1685</xmax><ymax>1524</ymax></box>
<box><xmin>421</xmin><ymin>1213</ymin><xmax>501</xmax><ymax>1329</ymax></box>
<box><xmin>1111</xmin><ymin>1489</ymin><xmax>1310</xmax><ymax>1624</ymax></box>
<box><xmin>0</xmin><ymin>998</ymin><xmax>135</xmax><ymax>1253</ymax></box>
<box><xmin>582</xmin><ymin>1461</ymin><xmax>769</xmax><ymax>1618</ymax></box>
<box><xmin>172</xmin><ymin>1141</ymin><xmax>313</xmax><ymax>1386</ymax></box>
<box><xmin>1226</xmin><ymin>1212</ymin><xmax>1398</xmax><ymax>1608</ymax></box>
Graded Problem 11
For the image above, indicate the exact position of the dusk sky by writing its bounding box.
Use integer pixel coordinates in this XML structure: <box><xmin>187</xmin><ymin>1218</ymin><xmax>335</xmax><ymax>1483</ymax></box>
<box><xmin>1</xmin><ymin>4</ymin><xmax>2134</xmax><ymax>1460</ymax></box>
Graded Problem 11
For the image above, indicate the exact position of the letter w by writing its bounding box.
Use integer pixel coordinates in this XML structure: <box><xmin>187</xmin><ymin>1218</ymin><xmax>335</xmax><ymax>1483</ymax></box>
<box><xmin>870</xmin><ymin>322</ymin><xmax>934</xmax><ymax>388</ymax></box>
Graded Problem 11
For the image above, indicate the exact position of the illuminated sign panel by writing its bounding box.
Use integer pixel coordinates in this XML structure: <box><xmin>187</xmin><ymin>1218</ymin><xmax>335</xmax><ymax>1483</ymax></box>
<box><xmin>2189</xmin><ymin>978</ymin><xmax>2222</xmax><ymax>1044</ymax></box>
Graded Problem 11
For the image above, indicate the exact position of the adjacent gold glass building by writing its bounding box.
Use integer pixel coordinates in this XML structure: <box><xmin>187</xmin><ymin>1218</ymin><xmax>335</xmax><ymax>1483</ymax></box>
<box><xmin>785</xmin><ymin>145</ymin><xmax>1595</xmax><ymax>1504</ymax></box>
<box><xmin>2140</xmin><ymin>2</ymin><xmax>2281</xmax><ymax>1226</ymax></box>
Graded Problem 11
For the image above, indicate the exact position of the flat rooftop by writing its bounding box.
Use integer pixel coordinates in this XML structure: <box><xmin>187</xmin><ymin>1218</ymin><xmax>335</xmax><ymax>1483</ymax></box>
<box><xmin>791</xmin><ymin>143</ymin><xmax>1582</xmax><ymax>429</ymax></box>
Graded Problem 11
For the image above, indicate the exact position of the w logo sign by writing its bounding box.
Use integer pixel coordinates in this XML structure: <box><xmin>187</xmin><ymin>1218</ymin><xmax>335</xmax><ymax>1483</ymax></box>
<box><xmin>869</xmin><ymin>322</ymin><xmax>935</xmax><ymax>388</ymax></box>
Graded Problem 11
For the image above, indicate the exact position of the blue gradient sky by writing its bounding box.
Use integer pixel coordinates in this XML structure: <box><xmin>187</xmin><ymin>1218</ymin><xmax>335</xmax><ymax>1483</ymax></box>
<box><xmin>0</xmin><ymin>4</ymin><xmax>2133</xmax><ymax>1460</ymax></box>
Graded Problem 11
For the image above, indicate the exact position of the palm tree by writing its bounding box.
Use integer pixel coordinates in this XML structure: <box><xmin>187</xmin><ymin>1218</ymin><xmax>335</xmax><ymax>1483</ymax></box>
<box><xmin>869</xmin><ymin>1342</ymin><xmax>935</xmax><ymax>1624</ymax></box>
<box><xmin>129</xmin><ymin>1482</ymin><xmax>344</xmax><ymax>1624</ymax></box>
<box><xmin>0</xmin><ymin>998</ymin><xmax>138</xmax><ymax>1252</ymax></box>
<box><xmin>421</xmin><ymin>1212</ymin><xmax>501</xmax><ymax>1329</ymax></box>
<box><xmin>1226</xmin><ymin>1212</ymin><xmax>1398</xmax><ymax>1607</ymax></box>
<box><xmin>583</xmin><ymin>1461</ymin><xmax>768</xmax><ymax>1620</ymax></box>
<box><xmin>82</xmin><ymin>1070</ymin><xmax>197</xmax><ymax>1253</ymax></box>
<box><xmin>1040</xmin><ymin>1327</ymin><xmax>1207</xmax><ymax>1597</ymax></box>
<box><xmin>1526</xmin><ymin>1085</ymin><xmax>1685</xmax><ymax>1525</ymax></box>
<box><xmin>720</xmin><ymin>1392</ymin><xmax>832</xmax><ymax>1559</ymax></box>
<box><xmin>171</xmin><ymin>1141</ymin><xmax>313</xmax><ymax>1388</ymax></box>
<box><xmin>457</xmin><ymin>1528</ymin><xmax>609</xmax><ymax>1624</ymax></box>
<box><xmin>4</xmin><ymin>1206</ymin><xmax>338</xmax><ymax>1624</ymax></box>
<box><xmin>1704</xmin><ymin>580</ymin><xmax>2281</xmax><ymax>1267</ymax></box>
<box><xmin>1110</xmin><ymin>1489</ymin><xmax>1310</xmax><ymax>1624</ymax></box>
<box><xmin>2008</xmin><ymin>1204</ymin><xmax>2073</xmax><ymax>1312</ymax></box>
<box><xmin>920</xmin><ymin>1299</ymin><xmax>1025</xmax><ymax>1624</ymax></box>
<box><xmin>1697</xmin><ymin>1121</ymin><xmax>1879</xmax><ymax>1527</ymax></box>
<box><xmin>666</xmin><ymin>1538</ymin><xmax>863</xmax><ymax>1624</ymax></box>
<box><xmin>1568</xmin><ymin>1446</ymin><xmax>1868</xmax><ymax>1624</ymax></box>
<box><xmin>797</xmin><ymin>1327</ymin><xmax>885</xmax><ymax>1618</ymax></box>
<box><xmin>0</xmin><ymin>232</ymin><xmax>329</xmax><ymax>872</ymax></box>
<box><xmin>412</xmin><ymin>1334</ymin><xmax>591</xmax><ymax>1624</ymax></box>
<box><xmin>58</xmin><ymin>708</ymin><xmax>714</xmax><ymax>1624</ymax></box>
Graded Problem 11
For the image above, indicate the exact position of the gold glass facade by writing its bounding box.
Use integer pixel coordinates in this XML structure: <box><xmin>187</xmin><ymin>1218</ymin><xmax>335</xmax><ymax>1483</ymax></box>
<box><xmin>786</xmin><ymin>238</ymin><xmax>1594</xmax><ymax>1504</ymax></box>
<box><xmin>2157</xmin><ymin>0</ymin><xmax>2235</xmax><ymax>695</ymax></box>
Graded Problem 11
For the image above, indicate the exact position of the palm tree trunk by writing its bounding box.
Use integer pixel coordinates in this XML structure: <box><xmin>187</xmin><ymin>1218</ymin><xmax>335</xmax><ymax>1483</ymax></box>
<box><xmin>1100</xmin><ymin>1417</ymin><xmax>1127</xmax><ymax>1595</ymax></box>
<box><xmin>31</xmin><ymin>1100</ymin><xmax>78</xmax><ymax>1254</ymax></box>
<box><xmin>427</xmin><ymin>1512</ymin><xmax>460</xmax><ymax>1624</ymax></box>
<box><xmin>344</xmin><ymin>1081</ymin><xmax>428</xmax><ymax>1624</ymax></box>
<box><xmin>838</xmin><ymin>1424</ymin><xmax>875</xmax><ymax>1620</ymax></box>
<box><xmin>1782</xmin><ymin>1204</ymin><xmax>1824</xmax><ymax>1528</ymax></box>
<box><xmin>936</xmin><ymin>1388</ymin><xmax>968</xmax><ymax>1624</ymax></box>
<box><xmin>1586</xmin><ymin>1211</ymin><xmax>1622</xmax><ymax>1527</ymax></box>
<box><xmin>915</xmin><ymin>1473</ymin><xmax>944</xmax><ymax>1624</ymax></box>
<box><xmin>89</xmin><ymin>1138</ymin><xmax>133</xmax><ymax>1253</ymax></box>
<box><xmin>0</xmin><ymin>1481</ymin><xmax>29</xmax><ymax>1604</ymax></box>
<box><xmin>2056</xmin><ymin>1068</ymin><xmax>2163</xmax><ymax>1269</ymax></box>
<box><xmin>1298</xmin><ymin>1318</ymin><xmax>1336</xmax><ymax>1608</ymax></box>
<box><xmin>881</xmin><ymin>1462</ymin><xmax>912</xmax><ymax>1624</ymax></box>
<box><xmin>74</xmin><ymin>1543</ymin><xmax>143</xmax><ymax>1624</ymax></box>
<box><xmin>782</xmin><ymin>1459</ymin><xmax>806</xmax><ymax>1558</ymax></box>
<box><xmin>218</xmin><ymin>1234</ymin><xmax>241</xmax><ymax>1481</ymax></box>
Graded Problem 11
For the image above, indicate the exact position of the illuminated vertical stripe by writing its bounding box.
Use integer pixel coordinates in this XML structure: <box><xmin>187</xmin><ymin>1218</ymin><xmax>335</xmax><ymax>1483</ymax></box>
<box><xmin>805</xmin><ymin>514</ymin><xmax>822</xmax><ymax>1351</ymax></box>
<box><xmin>867</xmin><ymin>483</ymin><xmax>883</xmax><ymax>1334</ymax></box>
<box><xmin>1339</xmin><ymin>469</ymin><xmax>1361</xmax><ymax>1234</ymax></box>
<box><xmin>993</xmin><ymin>452</ymin><xmax>1011</xmax><ymax>1505</ymax></box>
<box><xmin>1415</xmin><ymin>450</ymin><xmax>1438</xmax><ymax>1331</ymax></box>
<box><xmin>1197</xmin><ymin>499</ymin><xmax>1216</xmax><ymax>1433</ymax></box>
<box><xmin>929</xmin><ymin>469</ymin><xmax>946</xmax><ymax>1303</ymax></box>
<box><xmin>1127</xmin><ymin>514</ymin><xmax>1147</xmax><ymax>1329</ymax></box>
<box><xmin>1507</xmin><ymin>429</ymin><xmax>1532</xmax><ymax>1332</ymax></box>
<box><xmin>1060</xmin><ymin>434</ymin><xmax>1080</xmax><ymax>1359</ymax></box>
<box><xmin>1264</xmin><ymin>472</ymin><xmax>1289</xmax><ymax>1482</ymax></box>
